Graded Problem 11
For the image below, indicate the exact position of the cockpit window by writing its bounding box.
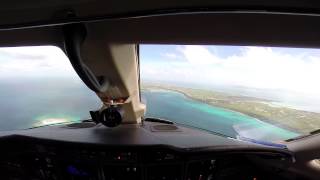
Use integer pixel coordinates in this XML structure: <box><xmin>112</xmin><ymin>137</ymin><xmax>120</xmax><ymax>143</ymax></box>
<box><xmin>139</xmin><ymin>44</ymin><xmax>320</xmax><ymax>142</ymax></box>
<box><xmin>0</xmin><ymin>46</ymin><xmax>101</xmax><ymax>130</ymax></box>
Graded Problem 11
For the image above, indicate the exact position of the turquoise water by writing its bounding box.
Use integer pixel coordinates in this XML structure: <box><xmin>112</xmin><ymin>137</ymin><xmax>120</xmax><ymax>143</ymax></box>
<box><xmin>142</xmin><ymin>90</ymin><xmax>299</xmax><ymax>142</ymax></box>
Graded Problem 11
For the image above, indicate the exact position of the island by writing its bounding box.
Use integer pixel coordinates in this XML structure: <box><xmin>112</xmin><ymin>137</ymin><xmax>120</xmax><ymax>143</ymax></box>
<box><xmin>142</xmin><ymin>83</ymin><xmax>320</xmax><ymax>134</ymax></box>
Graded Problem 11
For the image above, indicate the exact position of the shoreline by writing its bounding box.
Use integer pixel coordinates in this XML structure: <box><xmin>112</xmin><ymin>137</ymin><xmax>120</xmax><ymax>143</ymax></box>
<box><xmin>142</xmin><ymin>87</ymin><xmax>302</xmax><ymax>134</ymax></box>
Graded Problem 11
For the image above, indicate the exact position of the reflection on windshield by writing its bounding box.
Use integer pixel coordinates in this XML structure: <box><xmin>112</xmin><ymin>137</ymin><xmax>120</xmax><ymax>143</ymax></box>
<box><xmin>140</xmin><ymin>45</ymin><xmax>320</xmax><ymax>142</ymax></box>
<box><xmin>0</xmin><ymin>46</ymin><xmax>101</xmax><ymax>130</ymax></box>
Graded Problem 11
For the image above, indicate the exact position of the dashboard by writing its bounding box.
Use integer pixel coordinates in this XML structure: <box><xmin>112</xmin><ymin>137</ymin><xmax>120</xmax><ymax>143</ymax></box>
<box><xmin>0</xmin><ymin>122</ymin><xmax>297</xmax><ymax>180</ymax></box>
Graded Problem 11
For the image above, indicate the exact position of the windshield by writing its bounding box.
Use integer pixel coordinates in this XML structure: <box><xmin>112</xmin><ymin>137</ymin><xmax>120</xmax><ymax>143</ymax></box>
<box><xmin>0</xmin><ymin>46</ymin><xmax>101</xmax><ymax>130</ymax></box>
<box><xmin>140</xmin><ymin>44</ymin><xmax>320</xmax><ymax>142</ymax></box>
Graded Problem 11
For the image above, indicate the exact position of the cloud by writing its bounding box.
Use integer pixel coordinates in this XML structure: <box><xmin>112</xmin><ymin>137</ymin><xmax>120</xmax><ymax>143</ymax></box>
<box><xmin>178</xmin><ymin>45</ymin><xmax>220</xmax><ymax>64</ymax></box>
<box><xmin>141</xmin><ymin>45</ymin><xmax>320</xmax><ymax>97</ymax></box>
<box><xmin>0</xmin><ymin>46</ymin><xmax>76</xmax><ymax>78</ymax></box>
<box><xmin>0</xmin><ymin>47</ymin><xmax>46</xmax><ymax>60</ymax></box>
<box><xmin>162</xmin><ymin>53</ymin><xmax>179</xmax><ymax>59</ymax></box>
<box><xmin>219</xmin><ymin>47</ymin><xmax>320</xmax><ymax>94</ymax></box>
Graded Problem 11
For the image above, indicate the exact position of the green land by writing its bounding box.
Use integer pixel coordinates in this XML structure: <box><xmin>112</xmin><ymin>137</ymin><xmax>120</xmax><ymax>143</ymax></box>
<box><xmin>142</xmin><ymin>83</ymin><xmax>320</xmax><ymax>134</ymax></box>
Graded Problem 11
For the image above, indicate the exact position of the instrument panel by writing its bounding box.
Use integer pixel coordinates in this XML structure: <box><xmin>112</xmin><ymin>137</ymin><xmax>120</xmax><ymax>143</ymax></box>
<box><xmin>0</xmin><ymin>141</ymin><xmax>291</xmax><ymax>180</ymax></box>
<box><xmin>0</xmin><ymin>123</ymin><xmax>295</xmax><ymax>180</ymax></box>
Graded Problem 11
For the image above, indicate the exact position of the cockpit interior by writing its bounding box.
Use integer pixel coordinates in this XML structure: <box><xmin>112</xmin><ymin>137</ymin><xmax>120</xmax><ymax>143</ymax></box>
<box><xmin>1</xmin><ymin>0</ymin><xmax>320</xmax><ymax>180</ymax></box>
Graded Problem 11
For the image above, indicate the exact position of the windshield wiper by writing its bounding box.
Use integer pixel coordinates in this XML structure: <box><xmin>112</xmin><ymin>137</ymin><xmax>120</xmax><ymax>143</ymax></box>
<box><xmin>310</xmin><ymin>128</ymin><xmax>320</xmax><ymax>135</ymax></box>
<box><xmin>286</xmin><ymin>128</ymin><xmax>320</xmax><ymax>142</ymax></box>
<box><xmin>143</xmin><ymin>117</ymin><xmax>174</xmax><ymax>124</ymax></box>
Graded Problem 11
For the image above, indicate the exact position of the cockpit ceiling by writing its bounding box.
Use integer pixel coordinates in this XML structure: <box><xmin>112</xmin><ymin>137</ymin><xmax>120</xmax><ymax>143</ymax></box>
<box><xmin>1</xmin><ymin>1</ymin><xmax>320</xmax><ymax>48</ymax></box>
<box><xmin>1</xmin><ymin>12</ymin><xmax>320</xmax><ymax>49</ymax></box>
<box><xmin>1</xmin><ymin>0</ymin><xmax>320</xmax><ymax>29</ymax></box>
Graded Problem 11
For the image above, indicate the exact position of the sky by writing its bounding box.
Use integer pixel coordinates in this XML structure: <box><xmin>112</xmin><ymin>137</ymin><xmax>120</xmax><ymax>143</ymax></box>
<box><xmin>1</xmin><ymin>45</ymin><xmax>320</xmax><ymax>111</ymax></box>
<box><xmin>140</xmin><ymin>45</ymin><xmax>320</xmax><ymax>95</ymax></box>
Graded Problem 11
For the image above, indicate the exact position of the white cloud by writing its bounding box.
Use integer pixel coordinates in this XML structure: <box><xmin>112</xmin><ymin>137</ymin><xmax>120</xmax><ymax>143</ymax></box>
<box><xmin>178</xmin><ymin>45</ymin><xmax>220</xmax><ymax>64</ymax></box>
<box><xmin>220</xmin><ymin>47</ymin><xmax>320</xmax><ymax>94</ymax></box>
<box><xmin>0</xmin><ymin>46</ymin><xmax>76</xmax><ymax>78</ymax></box>
<box><xmin>141</xmin><ymin>45</ymin><xmax>320</xmax><ymax>97</ymax></box>
<box><xmin>162</xmin><ymin>53</ymin><xmax>179</xmax><ymax>59</ymax></box>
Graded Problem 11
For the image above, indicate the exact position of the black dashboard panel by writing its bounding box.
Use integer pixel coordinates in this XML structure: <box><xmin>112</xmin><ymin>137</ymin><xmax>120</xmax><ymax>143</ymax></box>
<box><xmin>0</xmin><ymin>122</ymin><xmax>296</xmax><ymax>180</ymax></box>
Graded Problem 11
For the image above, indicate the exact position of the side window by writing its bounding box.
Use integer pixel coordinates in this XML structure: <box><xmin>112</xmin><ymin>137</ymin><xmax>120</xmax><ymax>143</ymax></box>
<box><xmin>0</xmin><ymin>46</ymin><xmax>101</xmax><ymax>130</ymax></box>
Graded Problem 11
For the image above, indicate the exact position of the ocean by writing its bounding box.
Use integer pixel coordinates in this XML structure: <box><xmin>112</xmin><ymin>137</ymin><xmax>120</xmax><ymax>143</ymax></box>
<box><xmin>0</xmin><ymin>78</ymin><xmax>299</xmax><ymax>142</ymax></box>
<box><xmin>142</xmin><ymin>90</ymin><xmax>299</xmax><ymax>142</ymax></box>
<box><xmin>0</xmin><ymin>79</ymin><xmax>101</xmax><ymax>131</ymax></box>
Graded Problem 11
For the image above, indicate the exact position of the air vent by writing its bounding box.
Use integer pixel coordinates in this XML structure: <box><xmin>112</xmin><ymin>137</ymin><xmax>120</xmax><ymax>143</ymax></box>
<box><xmin>151</xmin><ymin>124</ymin><xmax>180</xmax><ymax>132</ymax></box>
<box><xmin>65</xmin><ymin>122</ymin><xmax>96</xmax><ymax>128</ymax></box>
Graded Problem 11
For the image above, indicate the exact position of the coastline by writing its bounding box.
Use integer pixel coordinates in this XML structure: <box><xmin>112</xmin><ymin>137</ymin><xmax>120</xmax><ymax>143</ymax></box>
<box><xmin>142</xmin><ymin>86</ymin><xmax>303</xmax><ymax>134</ymax></box>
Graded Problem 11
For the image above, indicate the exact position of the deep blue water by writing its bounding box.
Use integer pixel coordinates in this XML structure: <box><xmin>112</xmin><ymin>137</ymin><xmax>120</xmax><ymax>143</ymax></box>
<box><xmin>142</xmin><ymin>90</ymin><xmax>299</xmax><ymax>142</ymax></box>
